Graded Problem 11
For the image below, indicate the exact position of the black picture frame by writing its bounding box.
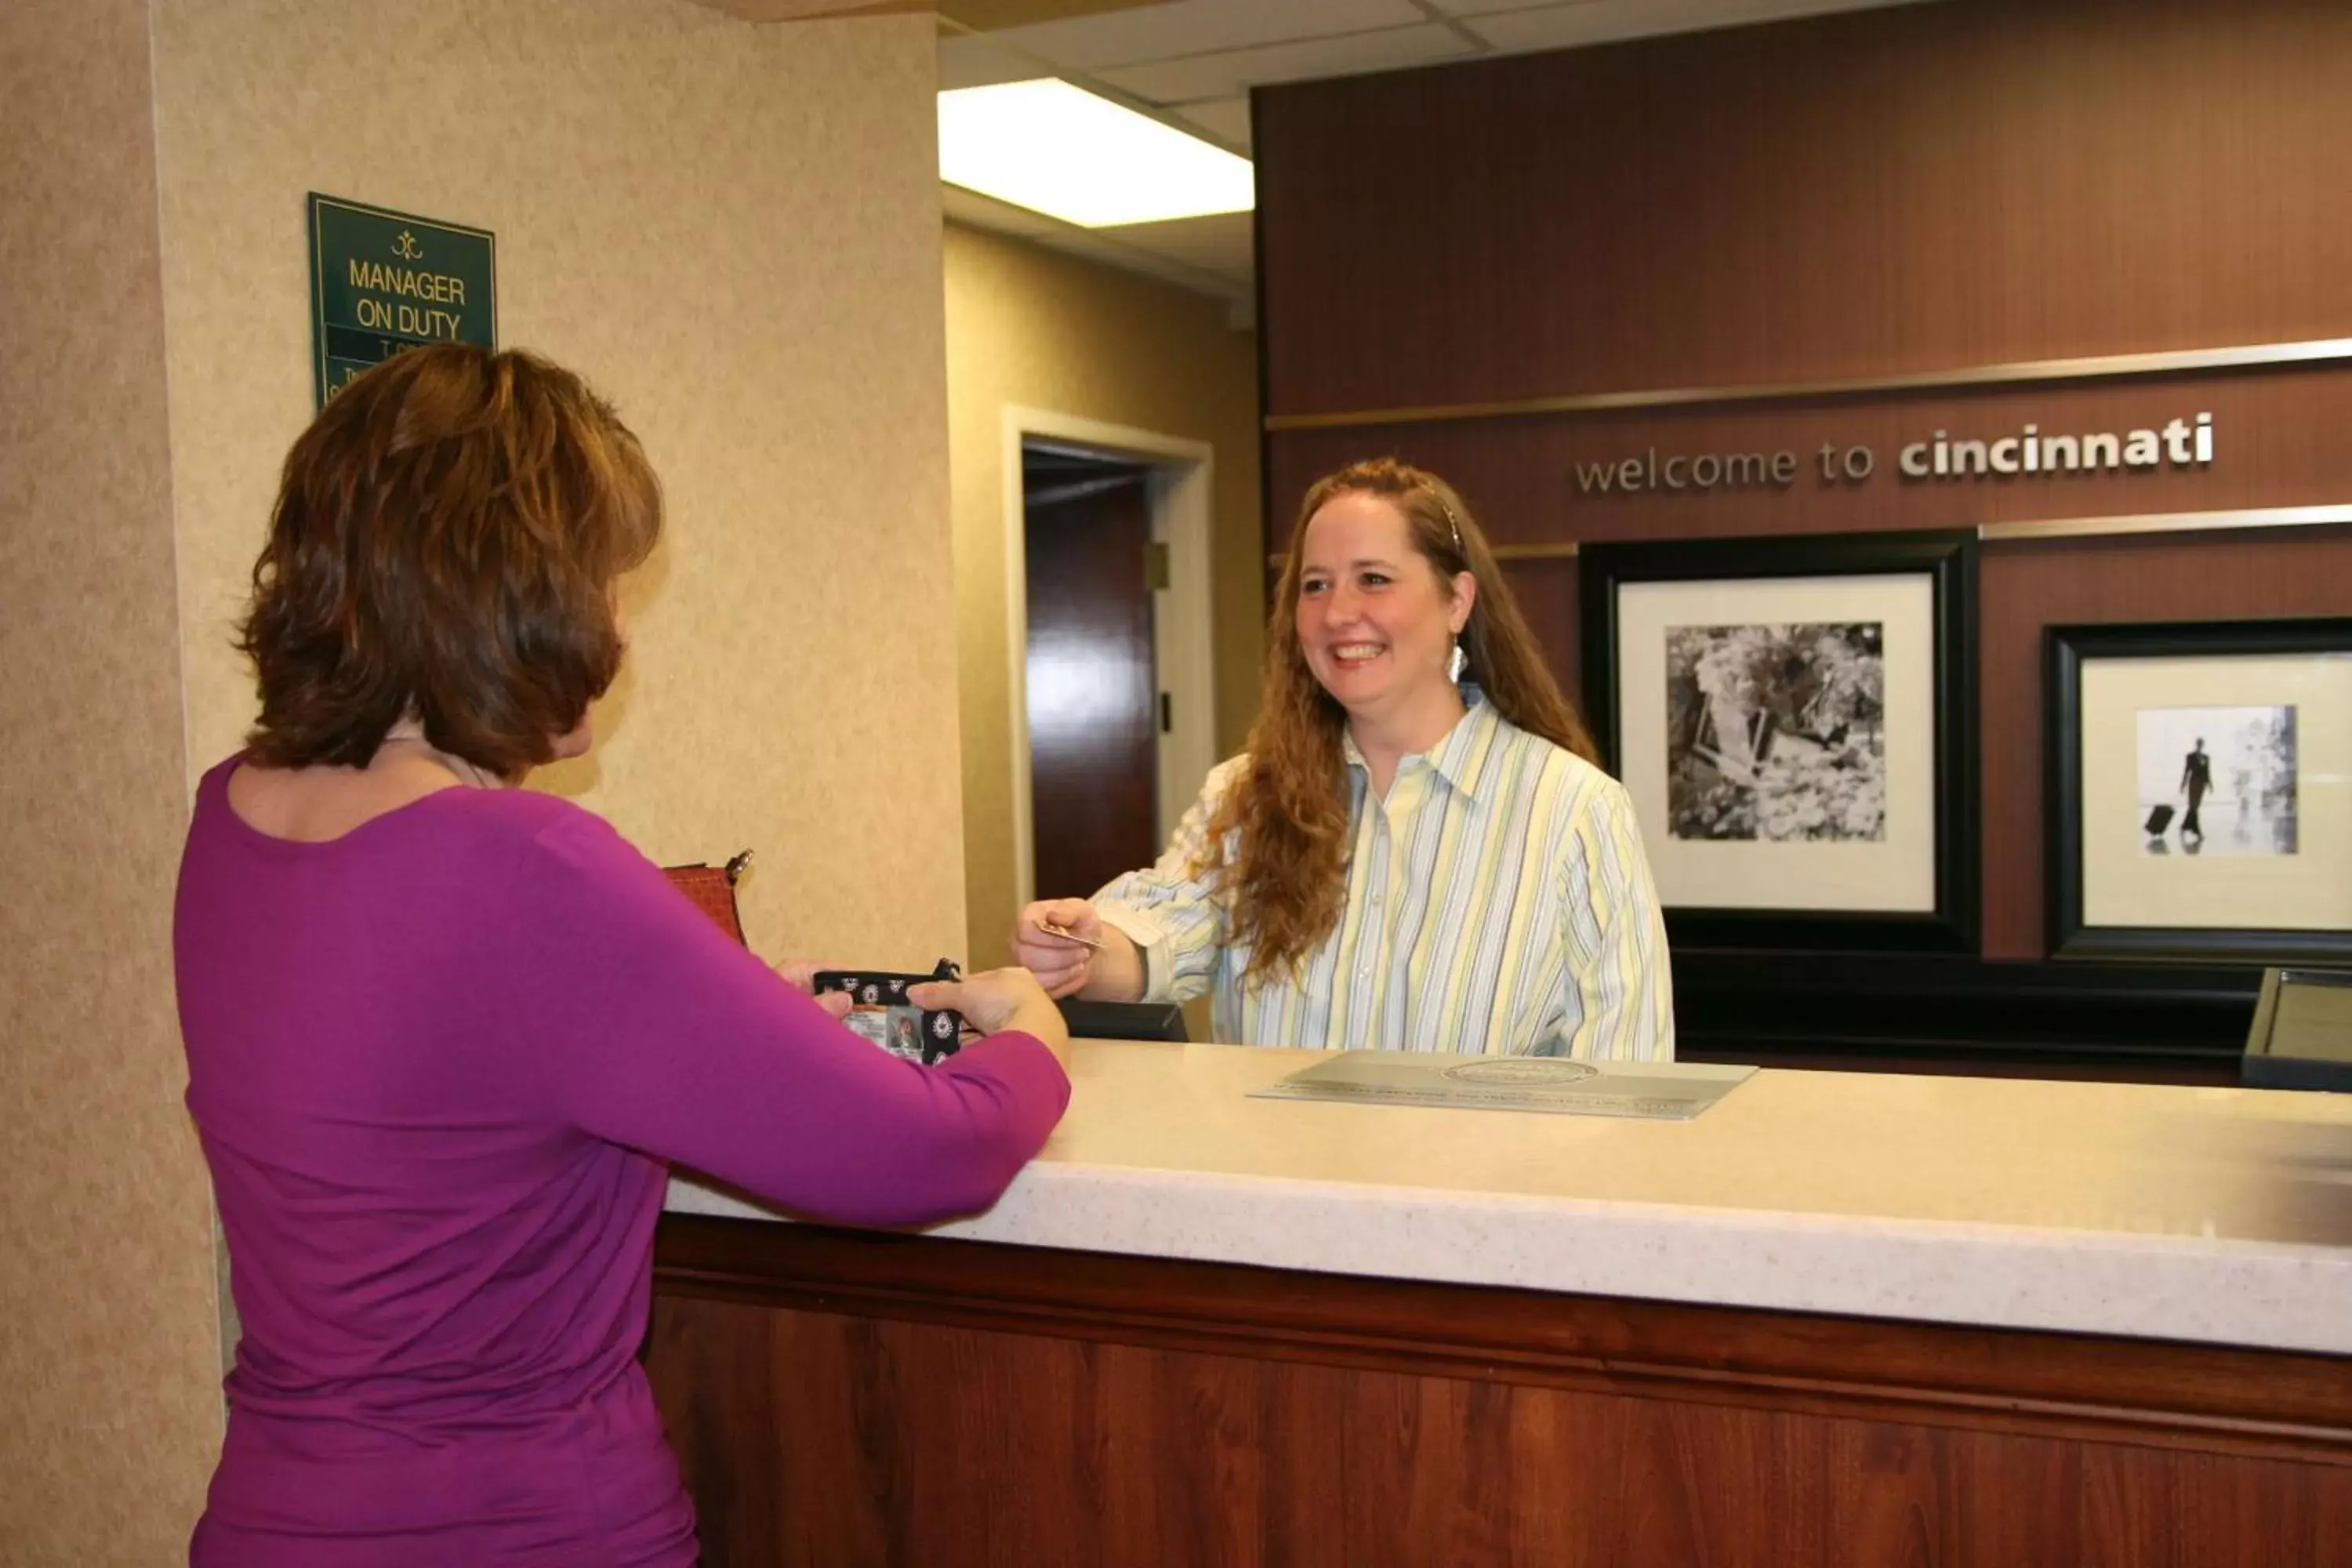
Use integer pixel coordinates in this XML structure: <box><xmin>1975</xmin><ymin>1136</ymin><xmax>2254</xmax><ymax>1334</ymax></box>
<box><xmin>1579</xmin><ymin>529</ymin><xmax>1980</xmax><ymax>953</ymax></box>
<box><xmin>2045</xmin><ymin>616</ymin><xmax>2352</xmax><ymax>965</ymax></box>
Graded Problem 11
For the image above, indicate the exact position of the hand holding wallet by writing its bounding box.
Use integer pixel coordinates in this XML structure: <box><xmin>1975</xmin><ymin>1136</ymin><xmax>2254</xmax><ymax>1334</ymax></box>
<box><xmin>813</xmin><ymin>960</ymin><xmax>967</xmax><ymax>1065</ymax></box>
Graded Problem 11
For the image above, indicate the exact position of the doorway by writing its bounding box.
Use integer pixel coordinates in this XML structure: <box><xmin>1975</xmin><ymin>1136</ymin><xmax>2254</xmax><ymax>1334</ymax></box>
<box><xmin>1023</xmin><ymin>446</ymin><xmax>1156</xmax><ymax>902</ymax></box>
<box><xmin>1004</xmin><ymin>408</ymin><xmax>1216</xmax><ymax>911</ymax></box>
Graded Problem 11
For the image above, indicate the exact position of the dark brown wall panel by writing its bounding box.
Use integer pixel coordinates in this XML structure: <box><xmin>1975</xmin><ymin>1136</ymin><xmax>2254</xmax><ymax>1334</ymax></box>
<box><xmin>1257</xmin><ymin>0</ymin><xmax>2352</xmax><ymax>975</ymax></box>
<box><xmin>1500</xmin><ymin>556</ymin><xmax>1581</xmax><ymax>699</ymax></box>
<box><xmin>1259</xmin><ymin>0</ymin><xmax>2352</xmax><ymax>417</ymax></box>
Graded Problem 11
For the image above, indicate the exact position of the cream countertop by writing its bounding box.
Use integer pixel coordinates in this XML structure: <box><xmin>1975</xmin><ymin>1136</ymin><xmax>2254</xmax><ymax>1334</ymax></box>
<box><xmin>666</xmin><ymin>1041</ymin><xmax>2352</xmax><ymax>1356</ymax></box>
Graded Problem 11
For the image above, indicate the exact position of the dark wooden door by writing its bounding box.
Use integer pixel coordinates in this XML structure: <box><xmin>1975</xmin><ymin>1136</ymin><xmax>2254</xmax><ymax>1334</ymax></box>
<box><xmin>1025</xmin><ymin>463</ymin><xmax>1157</xmax><ymax>902</ymax></box>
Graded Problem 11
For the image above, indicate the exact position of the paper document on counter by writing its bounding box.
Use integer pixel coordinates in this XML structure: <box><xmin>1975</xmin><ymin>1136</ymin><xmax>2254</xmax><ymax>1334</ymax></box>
<box><xmin>1250</xmin><ymin>1052</ymin><xmax>1755</xmax><ymax>1120</ymax></box>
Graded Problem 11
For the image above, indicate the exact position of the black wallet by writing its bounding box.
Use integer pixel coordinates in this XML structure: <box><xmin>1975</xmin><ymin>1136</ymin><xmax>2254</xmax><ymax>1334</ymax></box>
<box><xmin>814</xmin><ymin>960</ymin><xmax>965</xmax><ymax>1065</ymax></box>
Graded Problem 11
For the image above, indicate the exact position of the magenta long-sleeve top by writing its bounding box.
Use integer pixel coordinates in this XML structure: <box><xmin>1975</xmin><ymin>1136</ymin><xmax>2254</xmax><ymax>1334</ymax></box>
<box><xmin>175</xmin><ymin>757</ymin><xmax>1070</xmax><ymax>1565</ymax></box>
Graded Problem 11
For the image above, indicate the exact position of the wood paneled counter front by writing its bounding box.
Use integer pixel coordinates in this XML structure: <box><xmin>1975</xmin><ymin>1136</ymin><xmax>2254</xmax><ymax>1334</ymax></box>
<box><xmin>648</xmin><ymin>1043</ymin><xmax>2352</xmax><ymax>1566</ymax></box>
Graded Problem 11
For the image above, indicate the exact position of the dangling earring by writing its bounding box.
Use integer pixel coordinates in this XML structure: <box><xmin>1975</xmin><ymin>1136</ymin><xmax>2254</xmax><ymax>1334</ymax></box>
<box><xmin>1447</xmin><ymin>640</ymin><xmax>1467</xmax><ymax>683</ymax></box>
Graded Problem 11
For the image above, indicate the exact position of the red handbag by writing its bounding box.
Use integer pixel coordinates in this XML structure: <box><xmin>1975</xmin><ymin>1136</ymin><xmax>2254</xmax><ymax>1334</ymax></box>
<box><xmin>662</xmin><ymin>851</ymin><xmax>753</xmax><ymax>946</ymax></box>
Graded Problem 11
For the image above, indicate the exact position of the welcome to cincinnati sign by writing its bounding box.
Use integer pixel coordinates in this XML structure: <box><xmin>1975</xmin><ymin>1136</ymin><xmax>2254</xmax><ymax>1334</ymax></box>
<box><xmin>1573</xmin><ymin>412</ymin><xmax>2216</xmax><ymax>497</ymax></box>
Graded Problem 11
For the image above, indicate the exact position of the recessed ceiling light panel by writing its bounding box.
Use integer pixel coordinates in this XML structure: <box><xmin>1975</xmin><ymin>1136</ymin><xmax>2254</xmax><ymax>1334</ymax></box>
<box><xmin>938</xmin><ymin>79</ymin><xmax>1255</xmax><ymax>228</ymax></box>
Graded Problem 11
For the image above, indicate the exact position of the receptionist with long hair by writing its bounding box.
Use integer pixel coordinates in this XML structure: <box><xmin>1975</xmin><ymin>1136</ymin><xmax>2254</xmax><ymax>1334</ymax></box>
<box><xmin>1015</xmin><ymin>457</ymin><xmax>1673</xmax><ymax>1058</ymax></box>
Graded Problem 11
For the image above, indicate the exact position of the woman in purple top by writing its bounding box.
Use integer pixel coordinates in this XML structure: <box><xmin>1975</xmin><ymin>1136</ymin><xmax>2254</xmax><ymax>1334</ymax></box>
<box><xmin>175</xmin><ymin>344</ymin><xmax>1073</xmax><ymax>1566</ymax></box>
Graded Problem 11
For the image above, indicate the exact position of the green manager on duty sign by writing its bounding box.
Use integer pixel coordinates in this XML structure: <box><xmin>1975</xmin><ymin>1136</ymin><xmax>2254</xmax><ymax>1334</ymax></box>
<box><xmin>307</xmin><ymin>193</ymin><xmax>496</xmax><ymax>407</ymax></box>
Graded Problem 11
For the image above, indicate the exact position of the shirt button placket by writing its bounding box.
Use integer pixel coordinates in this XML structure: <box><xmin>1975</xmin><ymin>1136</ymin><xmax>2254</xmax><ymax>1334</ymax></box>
<box><xmin>1362</xmin><ymin>818</ymin><xmax>1390</xmax><ymax>1041</ymax></box>
<box><xmin>1367</xmin><ymin>772</ymin><xmax>1419</xmax><ymax>1036</ymax></box>
<box><xmin>1351</xmin><ymin>813</ymin><xmax>1388</xmax><ymax>1045</ymax></box>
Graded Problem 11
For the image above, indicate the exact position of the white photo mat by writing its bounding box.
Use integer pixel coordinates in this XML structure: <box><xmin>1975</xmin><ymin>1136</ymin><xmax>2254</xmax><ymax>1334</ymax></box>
<box><xmin>2079</xmin><ymin>653</ymin><xmax>2352</xmax><ymax>932</ymax></box>
<box><xmin>1616</xmin><ymin>574</ymin><xmax>1939</xmax><ymax>913</ymax></box>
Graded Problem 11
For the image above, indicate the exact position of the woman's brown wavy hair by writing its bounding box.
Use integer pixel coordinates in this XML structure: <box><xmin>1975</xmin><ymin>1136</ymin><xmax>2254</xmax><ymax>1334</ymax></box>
<box><xmin>238</xmin><ymin>343</ymin><xmax>662</xmax><ymax>779</ymax></box>
<box><xmin>1198</xmin><ymin>458</ymin><xmax>1599</xmax><ymax>983</ymax></box>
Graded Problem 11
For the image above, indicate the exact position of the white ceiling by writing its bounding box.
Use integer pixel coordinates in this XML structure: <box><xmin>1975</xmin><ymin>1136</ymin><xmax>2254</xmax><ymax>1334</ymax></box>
<box><xmin>937</xmin><ymin>0</ymin><xmax>1936</xmax><ymax>321</ymax></box>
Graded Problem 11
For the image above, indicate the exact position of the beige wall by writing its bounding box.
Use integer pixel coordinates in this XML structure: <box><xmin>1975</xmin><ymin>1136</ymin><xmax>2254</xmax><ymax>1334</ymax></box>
<box><xmin>945</xmin><ymin>222</ymin><xmax>1264</xmax><ymax>969</ymax></box>
<box><xmin>154</xmin><ymin>0</ymin><xmax>963</xmax><ymax>970</ymax></box>
<box><xmin>0</xmin><ymin>2</ymin><xmax>225</xmax><ymax>1561</ymax></box>
<box><xmin>3</xmin><ymin>0</ymin><xmax>956</xmax><ymax>1557</ymax></box>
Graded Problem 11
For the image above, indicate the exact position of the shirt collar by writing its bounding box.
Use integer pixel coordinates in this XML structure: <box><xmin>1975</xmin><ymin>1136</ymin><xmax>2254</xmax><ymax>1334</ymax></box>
<box><xmin>1341</xmin><ymin>687</ymin><xmax>1503</xmax><ymax>804</ymax></box>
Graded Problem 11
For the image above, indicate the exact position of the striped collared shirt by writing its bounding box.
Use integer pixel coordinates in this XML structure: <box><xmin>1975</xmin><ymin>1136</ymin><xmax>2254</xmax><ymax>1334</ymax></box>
<box><xmin>1092</xmin><ymin>695</ymin><xmax>1675</xmax><ymax>1058</ymax></box>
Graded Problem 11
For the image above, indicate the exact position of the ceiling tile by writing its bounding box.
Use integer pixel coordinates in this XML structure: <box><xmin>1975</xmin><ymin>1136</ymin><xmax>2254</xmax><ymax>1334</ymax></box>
<box><xmin>938</xmin><ymin>31</ymin><xmax>1055</xmax><ymax>89</ymax></box>
<box><xmin>1171</xmin><ymin>95</ymin><xmax>1252</xmax><ymax>151</ymax></box>
<box><xmin>943</xmin><ymin>184</ymin><xmax>1253</xmax><ymax>307</ymax></box>
<box><xmin>940</xmin><ymin>0</ymin><xmax>1164</xmax><ymax>27</ymax></box>
<box><xmin>1419</xmin><ymin>0</ymin><xmax>1602</xmax><ymax>16</ymax></box>
<box><xmin>1093</xmin><ymin>210</ymin><xmax>1256</xmax><ymax>283</ymax></box>
<box><xmin>686</xmin><ymin>0</ymin><xmax>931</xmax><ymax>16</ymax></box>
<box><xmin>982</xmin><ymin>0</ymin><xmax>1428</xmax><ymax>73</ymax></box>
<box><xmin>941</xmin><ymin>181</ymin><xmax>1062</xmax><ymax>238</ymax></box>
<box><xmin>1454</xmin><ymin>0</ymin><xmax>1932</xmax><ymax>45</ymax></box>
<box><xmin>1027</xmin><ymin>224</ymin><xmax>1252</xmax><ymax>304</ymax></box>
<box><xmin>1098</xmin><ymin>23</ymin><xmax>1476</xmax><ymax>103</ymax></box>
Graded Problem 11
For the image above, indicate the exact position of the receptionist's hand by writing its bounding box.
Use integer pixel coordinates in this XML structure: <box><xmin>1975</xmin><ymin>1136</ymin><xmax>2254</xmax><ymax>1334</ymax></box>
<box><xmin>1013</xmin><ymin>898</ymin><xmax>1102</xmax><ymax>999</ymax></box>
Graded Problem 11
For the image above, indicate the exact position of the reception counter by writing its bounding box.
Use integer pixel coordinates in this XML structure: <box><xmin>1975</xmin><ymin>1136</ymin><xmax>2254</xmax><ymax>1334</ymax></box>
<box><xmin>648</xmin><ymin>1042</ymin><xmax>2352</xmax><ymax>1566</ymax></box>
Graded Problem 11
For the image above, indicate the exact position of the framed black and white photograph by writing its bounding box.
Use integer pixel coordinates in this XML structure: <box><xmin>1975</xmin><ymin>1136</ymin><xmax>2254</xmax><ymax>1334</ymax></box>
<box><xmin>2046</xmin><ymin>618</ymin><xmax>2352</xmax><ymax>964</ymax></box>
<box><xmin>1581</xmin><ymin>531</ymin><xmax>1979</xmax><ymax>952</ymax></box>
